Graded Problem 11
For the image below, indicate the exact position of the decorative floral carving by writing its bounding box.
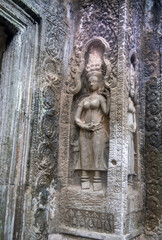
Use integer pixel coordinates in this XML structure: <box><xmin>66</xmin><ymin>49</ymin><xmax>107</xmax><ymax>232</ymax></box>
<box><xmin>137</xmin><ymin>1</ymin><xmax>162</xmax><ymax>235</ymax></box>
<box><xmin>38</xmin><ymin>142</ymin><xmax>55</xmax><ymax>167</ymax></box>
<box><xmin>148</xmin><ymin>132</ymin><xmax>160</xmax><ymax>148</ymax></box>
<box><xmin>146</xmin><ymin>149</ymin><xmax>158</xmax><ymax>163</ymax></box>
<box><xmin>147</xmin><ymin>183</ymin><xmax>159</xmax><ymax>196</ymax></box>
<box><xmin>146</xmin><ymin>116</ymin><xmax>159</xmax><ymax>131</ymax></box>
<box><xmin>146</xmin><ymin>102</ymin><xmax>160</xmax><ymax>116</ymax></box>
<box><xmin>146</xmin><ymin>51</ymin><xmax>159</xmax><ymax>62</ymax></box>
<box><xmin>42</xmin><ymin>86</ymin><xmax>56</xmax><ymax>110</ymax></box>
<box><xmin>30</xmin><ymin>2</ymin><xmax>67</xmax><ymax>239</ymax></box>
<box><xmin>146</xmin><ymin>211</ymin><xmax>159</xmax><ymax>232</ymax></box>
<box><xmin>147</xmin><ymin>163</ymin><xmax>161</xmax><ymax>181</ymax></box>
<box><xmin>43</xmin><ymin>58</ymin><xmax>60</xmax><ymax>85</ymax></box>
<box><xmin>147</xmin><ymin>197</ymin><xmax>160</xmax><ymax>218</ymax></box>
<box><xmin>45</xmin><ymin>6</ymin><xmax>67</xmax><ymax>59</ymax></box>
<box><xmin>146</xmin><ymin>90</ymin><xmax>158</xmax><ymax>102</ymax></box>
<box><xmin>66</xmin><ymin>0</ymin><xmax>119</xmax><ymax>93</ymax></box>
<box><xmin>145</xmin><ymin>75</ymin><xmax>161</xmax><ymax>234</ymax></box>
<box><xmin>41</xmin><ymin>110</ymin><xmax>58</xmax><ymax>139</ymax></box>
<box><xmin>149</xmin><ymin>77</ymin><xmax>158</xmax><ymax>89</ymax></box>
<box><xmin>42</xmin><ymin>57</ymin><xmax>62</xmax><ymax>113</ymax></box>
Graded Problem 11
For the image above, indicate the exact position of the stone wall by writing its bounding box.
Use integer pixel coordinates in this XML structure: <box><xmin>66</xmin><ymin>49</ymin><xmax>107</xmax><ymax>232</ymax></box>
<box><xmin>0</xmin><ymin>0</ymin><xmax>161</xmax><ymax>240</ymax></box>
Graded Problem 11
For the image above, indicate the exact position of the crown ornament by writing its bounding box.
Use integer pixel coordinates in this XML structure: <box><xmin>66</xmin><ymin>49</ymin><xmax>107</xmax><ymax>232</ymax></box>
<box><xmin>86</xmin><ymin>52</ymin><xmax>102</xmax><ymax>78</ymax></box>
<box><xmin>86</xmin><ymin>63</ymin><xmax>102</xmax><ymax>78</ymax></box>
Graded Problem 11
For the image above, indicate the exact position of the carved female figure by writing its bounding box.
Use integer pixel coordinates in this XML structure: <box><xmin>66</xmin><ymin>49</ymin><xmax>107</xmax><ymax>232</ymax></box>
<box><xmin>128</xmin><ymin>63</ymin><xmax>136</xmax><ymax>183</ymax></box>
<box><xmin>75</xmin><ymin>63</ymin><xmax>110</xmax><ymax>190</ymax></box>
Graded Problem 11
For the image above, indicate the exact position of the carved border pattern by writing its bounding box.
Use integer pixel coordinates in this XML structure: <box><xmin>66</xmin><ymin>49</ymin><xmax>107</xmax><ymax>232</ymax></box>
<box><xmin>145</xmin><ymin>75</ymin><xmax>161</xmax><ymax>233</ymax></box>
<box><xmin>30</xmin><ymin>2</ymin><xmax>67</xmax><ymax>239</ymax></box>
<box><xmin>144</xmin><ymin>1</ymin><xmax>162</xmax><ymax>235</ymax></box>
<box><xmin>45</xmin><ymin>8</ymin><xmax>67</xmax><ymax>60</ymax></box>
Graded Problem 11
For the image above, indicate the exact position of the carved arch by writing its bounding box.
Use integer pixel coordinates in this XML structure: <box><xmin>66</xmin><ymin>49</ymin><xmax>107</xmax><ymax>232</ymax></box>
<box><xmin>68</xmin><ymin>36</ymin><xmax>117</xmax><ymax>95</ymax></box>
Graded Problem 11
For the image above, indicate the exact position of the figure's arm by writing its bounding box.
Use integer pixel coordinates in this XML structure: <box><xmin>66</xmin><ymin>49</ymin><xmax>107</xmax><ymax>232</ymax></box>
<box><xmin>133</xmin><ymin>112</ymin><xmax>136</xmax><ymax>132</ymax></box>
<box><xmin>128</xmin><ymin>97</ymin><xmax>136</xmax><ymax>132</ymax></box>
<box><xmin>75</xmin><ymin>105</ymin><xmax>85</xmax><ymax>129</ymax></box>
<box><xmin>75</xmin><ymin>104</ymin><xmax>99</xmax><ymax>130</ymax></box>
<box><xmin>100</xmin><ymin>90</ymin><xmax>110</xmax><ymax>115</ymax></box>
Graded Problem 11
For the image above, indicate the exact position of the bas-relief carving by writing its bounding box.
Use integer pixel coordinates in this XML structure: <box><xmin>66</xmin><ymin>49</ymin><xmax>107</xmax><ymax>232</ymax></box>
<box><xmin>64</xmin><ymin>0</ymin><xmax>119</xmax><ymax>194</ymax></box>
<box><xmin>45</xmin><ymin>4</ymin><xmax>67</xmax><ymax>60</ymax></box>
<box><xmin>68</xmin><ymin>37</ymin><xmax>115</xmax><ymax>191</ymax></box>
<box><xmin>127</xmin><ymin>58</ymin><xmax>137</xmax><ymax>184</ymax></box>
<box><xmin>3</xmin><ymin>0</ymin><xmax>161</xmax><ymax>239</ymax></box>
<box><xmin>144</xmin><ymin>2</ymin><xmax>161</xmax><ymax>235</ymax></box>
<box><xmin>29</xmin><ymin>2</ymin><xmax>67</xmax><ymax>238</ymax></box>
<box><xmin>62</xmin><ymin>208</ymin><xmax>114</xmax><ymax>234</ymax></box>
<box><xmin>58</xmin><ymin>0</ymin><xmax>155</xmax><ymax>238</ymax></box>
<box><xmin>145</xmin><ymin>77</ymin><xmax>161</xmax><ymax>234</ymax></box>
<box><xmin>143</xmin><ymin>3</ymin><xmax>161</xmax><ymax>234</ymax></box>
<box><xmin>58</xmin><ymin>2</ymin><xmax>144</xmax><ymax>238</ymax></box>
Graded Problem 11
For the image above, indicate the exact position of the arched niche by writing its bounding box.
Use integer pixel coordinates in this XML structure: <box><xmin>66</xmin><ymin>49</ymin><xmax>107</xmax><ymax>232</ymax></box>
<box><xmin>68</xmin><ymin>36</ymin><xmax>116</xmax><ymax>95</ymax></box>
<box><xmin>69</xmin><ymin>37</ymin><xmax>113</xmax><ymax>191</ymax></box>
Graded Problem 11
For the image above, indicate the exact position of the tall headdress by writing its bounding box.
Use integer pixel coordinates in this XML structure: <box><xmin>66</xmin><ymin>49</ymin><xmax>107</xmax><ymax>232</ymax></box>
<box><xmin>67</xmin><ymin>37</ymin><xmax>116</xmax><ymax>94</ymax></box>
<box><xmin>86</xmin><ymin>50</ymin><xmax>102</xmax><ymax>79</ymax></box>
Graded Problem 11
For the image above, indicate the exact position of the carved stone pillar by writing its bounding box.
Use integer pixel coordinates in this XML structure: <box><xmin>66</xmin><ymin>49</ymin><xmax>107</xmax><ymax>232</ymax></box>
<box><xmin>50</xmin><ymin>1</ymin><xmax>145</xmax><ymax>239</ymax></box>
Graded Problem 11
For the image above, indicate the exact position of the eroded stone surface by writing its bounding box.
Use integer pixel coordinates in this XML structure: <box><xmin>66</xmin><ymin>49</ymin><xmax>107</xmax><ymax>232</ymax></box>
<box><xmin>0</xmin><ymin>0</ymin><xmax>161</xmax><ymax>240</ymax></box>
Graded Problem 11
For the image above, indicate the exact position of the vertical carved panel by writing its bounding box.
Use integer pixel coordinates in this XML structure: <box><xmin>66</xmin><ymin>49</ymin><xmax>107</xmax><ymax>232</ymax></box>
<box><xmin>58</xmin><ymin>0</ymin><xmax>121</xmax><ymax>237</ymax></box>
<box><xmin>28</xmin><ymin>1</ymin><xmax>67</xmax><ymax>240</ymax></box>
<box><xmin>144</xmin><ymin>0</ymin><xmax>162</xmax><ymax>238</ymax></box>
<box><xmin>145</xmin><ymin>77</ymin><xmax>162</xmax><ymax>233</ymax></box>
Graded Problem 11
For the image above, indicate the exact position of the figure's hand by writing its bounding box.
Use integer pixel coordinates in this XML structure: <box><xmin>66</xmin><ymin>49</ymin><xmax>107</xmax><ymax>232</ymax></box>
<box><xmin>129</xmin><ymin>124</ymin><xmax>134</xmax><ymax>129</ymax></box>
<box><xmin>83</xmin><ymin>123</ymin><xmax>94</xmax><ymax>130</ymax></box>
<box><xmin>133</xmin><ymin>123</ymin><xmax>136</xmax><ymax>132</ymax></box>
<box><xmin>84</xmin><ymin>122</ymin><xmax>101</xmax><ymax>131</ymax></box>
<box><xmin>76</xmin><ymin>121</ymin><xmax>93</xmax><ymax>130</ymax></box>
<box><xmin>129</xmin><ymin>124</ymin><xmax>136</xmax><ymax>132</ymax></box>
<box><xmin>100</xmin><ymin>88</ymin><xmax>110</xmax><ymax>98</ymax></box>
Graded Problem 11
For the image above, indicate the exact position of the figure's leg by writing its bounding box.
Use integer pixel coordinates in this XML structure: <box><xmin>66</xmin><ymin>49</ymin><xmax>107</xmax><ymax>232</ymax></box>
<box><xmin>94</xmin><ymin>170</ymin><xmax>101</xmax><ymax>178</ymax></box>
<box><xmin>79</xmin><ymin>131</ymin><xmax>91</xmax><ymax>189</ymax></box>
<box><xmin>92</xmin><ymin>129</ymin><xmax>105</xmax><ymax>191</ymax></box>
<box><xmin>93</xmin><ymin>129</ymin><xmax>106</xmax><ymax>169</ymax></box>
<box><xmin>81</xmin><ymin>170</ymin><xmax>90</xmax><ymax>189</ymax></box>
<box><xmin>128</xmin><ymin>132</ymin><xmax>136</xmax><ymax>185</ymax></box>
<box><xmin>93</xmin><ymin>170</ymin><xmax>102</xmax><ymax>191</ymax></box>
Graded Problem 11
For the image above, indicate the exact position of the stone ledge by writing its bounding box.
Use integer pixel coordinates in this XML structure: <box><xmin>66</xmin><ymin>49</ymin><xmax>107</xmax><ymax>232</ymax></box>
<box><xmin>49</xmin><ymin>227</ymin><xmax>143</xmax><ymax>240</ymax></box>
